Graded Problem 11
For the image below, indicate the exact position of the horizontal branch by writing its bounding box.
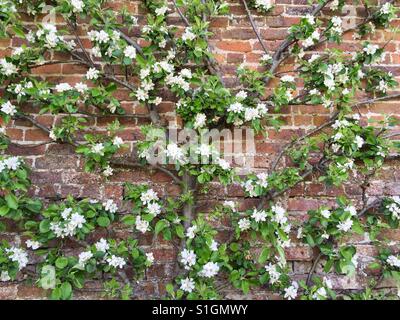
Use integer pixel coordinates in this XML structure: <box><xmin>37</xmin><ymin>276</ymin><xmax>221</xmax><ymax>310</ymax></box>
<box><xmin>15</xmin><ymin>114</ymin><xmax>182</xmax><ymax>184</ymax></box>
<box><xmin>109</xmin><ymin>159</ymin><xmax>183</xmax><ymax>185</ymax></box>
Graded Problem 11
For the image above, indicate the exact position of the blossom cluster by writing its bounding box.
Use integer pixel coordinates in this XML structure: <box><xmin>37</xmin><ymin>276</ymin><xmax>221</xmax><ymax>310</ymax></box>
<box><xmin>0</xmin><ymin>242</ymin><xmax>28</xmax><ymax>282</ymax></box>
<box><xmin>226</xmin><ymin>90</ymin><xmax>269</xmax><ymax>126</ymax></box>
<box><xmin>135</xmin><ymin>188</ymin><xmax>161</xmax><ymax>234</ymax></box>
<box><xmin>27</xmin><ymin>23</ymin><xmax>75</xmax><ymax>51</ymax></box>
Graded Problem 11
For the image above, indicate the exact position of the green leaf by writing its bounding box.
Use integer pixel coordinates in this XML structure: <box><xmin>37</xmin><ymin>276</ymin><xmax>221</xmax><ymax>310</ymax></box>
<box><xmin>324</xmin><ymin>259</ymin><xmax>334</xmax><ymax>273</ymax></box>
<box><xmin>175</xmin><ymin>224</ymin><xmax>185</xmax><ymax>238</ymax></box>
<box><xmin>39</xmin><ymin>220</ymin><xmax>50</xmax><ymax>233</ymax></box>
<box><xmin>258</xmin><ymin>247</ymin><xmax>270</xmax><ymax>264</ymax></box>
<box><xmin>0</xmin><ymin>205</ymin><xmax>10</xmax><ymax>217</ymax></box>
<box><xmin>25</xmin><ymin>199</ymin><xmax>42</xmax><ymax>213</ymax></box>
<box><xmin>97</xmin><ymin>216</ymin><xmax>111</xmax><ymax>227</ymax></box>
<box><xmin>306</xmin><ymin>234</ymin><xmax>315</xmax><ymax>247</ymax></box>
<box><xmin>121</xmin><ymin>214</ymin><xmax>136</xmax><ymax>226</ymax></box>
<box><xmin>5</xmin><ymin>193</ymin><xmax>18</xmax><ymax>210</ymax></box>
<box><xmin>155</xmin><ymin>220</ymin><xmax>167</xmax><ymax>234</ymax></box>
<box><xmin>229</xmin><ymin>243</ymin><xmax>239</xmax><ymax>252</ymax></box>
<box><xmin>60</xmin><ymin>282</ymin><xmax>72</xmax><ymax>300</ymax></box>
<box><xmin>12</xmin><ymin>26</ymin><xmax>25</xmax><ymax>38</ymax></box>
<box><xmin>165</xmin><ymin>283</ymin><xmax>174</xmax><ymax>296</ymax></box>
<box><xmin>55</xmin><ymin>257</ymin><xmax>69</xmax><ymax>269</ymax></box>
<box><xmin>241</xmin><ymin>280</ymin><xmax>250</xmax><ymax>294</ymax></box>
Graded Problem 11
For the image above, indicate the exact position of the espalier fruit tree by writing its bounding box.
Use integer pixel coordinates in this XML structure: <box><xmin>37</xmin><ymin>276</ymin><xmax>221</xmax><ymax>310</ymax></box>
<box><xmin>0</xmin><ymin>0</ymin><xmax>400</xmax><ymax>300</ymax></box>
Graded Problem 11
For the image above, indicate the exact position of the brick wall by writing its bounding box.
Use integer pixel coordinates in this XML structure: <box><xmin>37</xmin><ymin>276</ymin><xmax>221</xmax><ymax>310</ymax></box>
<box><xmin>1</xmin><ymin>0</ymin><xmax>400</xmax><ymax>299</ymax></box>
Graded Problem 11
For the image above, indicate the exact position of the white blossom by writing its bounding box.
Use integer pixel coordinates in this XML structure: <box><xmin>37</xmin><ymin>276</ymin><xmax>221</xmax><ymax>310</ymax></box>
<box><xmin>209</xmin><ymin>240</ymin><xmax>218</xmax><ymax>252</ymax></box>
<box><xmin>331</xmin><ymin>16</ymin><xmax>343</xmax><ymax>34</ymax></box>
<box><xmin>261</xmin><ymin>53</ymin><xmax>272</xmax><ymax>63</ymax></box>
<box><xmin>228</xmin><ymin>102</ymin><xmax>244</xmax><ymax>114</ymax></box>
<box><xmin>1</xmin><ymin>101</ymin><xmax>17</xmax><ymax>116</ymax></box>
<box><xmin>180</xmin><ymin>68</ymin><xmax>192</xmax><ymax>79</ymax></box>
<box><xmin>223</xmin><ymin>201</ymin><xmax>236</xmax><ymax>211</ymax></box>
<box><xmin>265</xmin><ymin>263</ymin><xmax>281</xmax><ymax>284</ymax></box>
<box><xmin>4</xmin><ymin>156</ymin><xmax>20</xmax><ymax>170</ymax></box>
<box><xmin>309</xmin><ymin>54</ymin><xmax>320</xmax><ymax>63</ymax></box>
<box><xmin>140</xmin><ymin>189</ymin><xmax>159</xmax><ymax>205</ymax></box>
<box><xmin>180</xmin><ymin>277</ymin><xmax>195</xmax><ymax>293</ymax></box>
<box><xmin>236</xmin><ymin>90</ymin><xmax>247</xmax><ymax>100</ymax></box>
<box><xmin>186</xmin><ymin>225</ymin><xmax>197</xmax><ymax>239</ymax></box>
<box><xmin>323</xmin><ymin>277</ymin><xmax>333</xmax><ymax>289</ymax></box>
<box><xmin>0</xmin><ymin>59</ymin><xmax>17</xmax><ymax>75</ymax></box>
<box><xmin>337</xmin><ymin>218</ymin><xmax>353</xmax><ymax>232</ymax></box>
<box><xmin>238</xmin><ymin>218</ymin><xmax>251</xmax><ymax>231</ymax></box>
<box><xmin>244</xmin><ymin>108</ymin><xmax>260</xmax><ymax>122</ymax></box>
<box><xmin>6</xmin><ymin>247</ymin><xmax>28</xmax><ymax>270</ymax></box>
<box><xmin>387</xmin><ymin>255</ymin><xmax>400</xmax><ymax>268</ymax></box>
<box><xmin>363</xmin><ymin>44</ymin><xmax>379</xmax><ymax>56</ymax></box>
<box><xmin>344</xmin><ymin>206</ymin><xmax>357</xmax><ymax>216</ymax></box>
<box><xmin>194</xmin><ymin>113</ymin><xmax>207</xmax><ymax>129</ymax></box>
<box><xmin>86</xmin><ymin>68</ymin><xmax>100</xmax><ymax>80</ymax></box>
<box><xmin>95</xmin><ymin>238</ymin><xmax>109</xmax><ymax>252</ymax></box>
<box><xmin>257</xmin><ymin>102</ymin><xmax>268</xmax><ymax>115</ymax></box>
<box><xmin>135</xmin><ymin>215</ymin><xmax>149</xmax><ymax>234</ymax></box>
<box><xmin>271</xmin><ymin>205</ymin><xmax>288</xmax><ymax>225</ymax></box>
<box><xmin>284</xmin><ymin>281</ymin><xmax>299</xmax><ymax>300</ymax></box>
<box><xmin>305</xmin><ymin>14</ymin><xmax>315</xmax><ymax>25</ymax></box>
<box><xmin>255</xmin><ymin>172</ymin><xmax>269</xmax><ymax>188</ymax></box>
<box><xmin>106</xmin><ymin>255</ymin><xmax>126</xmax><ymax>269</ymax></box>
<box><xmin>25</xmin><ymin>240</ymin><xmax>40</xmax><ymax>250</ymax></box>
<box><xmin>91</xmin><ymin>143</ymin><xmax>105</xmax><ymax>155</ymax></box>
<box><xmin>381</xmin><ymin>3</ymin><xmax>392</xmax><ymax>15</ymax></box>
<box><xmin>254</xmin><ymin>0</ymin><xmax>273</xmax><ymax>11</ymax></box>
<box><xmin>281</xmin><ymin>75</ymin><xmax>295</xmax><ymax>83</ymax></box>
<box><xmin>103</xmin><ymin>199</ymin><xmax>118</xmax><ymax>213</ymax></box>
<box><xmin>165</xmin><ymin>143</ymin><xmax>186</xmax><ymax>164</ymax></box>
<box><xmin>0</xmin><ymin>271</ymin><xmax>10</xmax><ymax>282</ymax></box>
<box><xmin>147</xmin><ymin>202</ymin><xmax>161</xmax><ymax>216</ymax></box>
<box><xmin>182</xmin><ymin>27</ymin><xmax>196</xmax><ymax>42</ymax></box>
<box><xmin>71</xmin><ymin>0</ymin><xmax>85</xmax><ymax>13</ymax></box>
<box><xmin>69</xmin><ymin>212</ymin><xmax>86</xmax><ymax>230</ymax></box>
<box><xmin>78</xmin><ymin>251</ymin><xmax>93</xmax><ymax>266</ymax></box>
<box><xmin>321</xmin><ymin>209</ymin><xmax>331</xmax><ymax>219</ymax></box>
<box><xmin>180</xmin><ymin>249</ymin><xmax>196</xmax><ymax>270</ymax></box>
<box><xmin>354</xmin><ymin>136</ymin><xmax>365</xmax><ymax>149</ymax></box>
<box><xmin>74</xmin><ymin>82</ymin><xmax>88</xmax><ymax>93</ymax></box>
<box><xmin>198</xmin><ymin>262</ymin><xmax>220</xmax><ymax>278</ymax></box>
<box><xmin>146</xmin><ymin>252</ymin><xmax>154</xmax><ymax>264</ymax></box>
<box><xmin>313</xmin><ymin>287</ymin><xmax>328</xmax><ymax>300</ymax></box>
<box><xmin>378</xmin><ymin>80</ymin><xmax>388</xmax><ymax>93</ymax></box>
<box><xmin>136</xmin><ymin>88</ymin><xmax>149</xmax><ymax>101</ymax></box>
<box><xmin>103</xmin><ymin>165</ymin><xmax>113</xmax><ymax>177</ymax></box>
<box><xmin>251</xmin><ymin>209</ymin><xmax>267</xmax><ymax>223</ymax></box>
<box><xmin>124</xmin><ymin>45</ymin><xmax>137</xmax><ymax>59</ymax></box>
<box><xmin>55</xmin><ymin>83</ymin><xmax>72</xmax><ymax>92</ymax></box>
<box><xmin>112</xmin><ymin>136</ymin><xmax>124</xmax><ymax>148</ymax></box>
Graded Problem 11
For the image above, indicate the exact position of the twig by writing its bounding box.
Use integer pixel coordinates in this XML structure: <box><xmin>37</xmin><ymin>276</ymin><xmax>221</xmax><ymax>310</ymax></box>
<box><xmin>270</xmin><ymin>92</ymin><xmax>400</xmax><ymax>172</ymax></box>
<box><xmin>306</xmin><ymin>252</ymin><xmax>323</xmax><ymax>286</ymax></box>
<box><xmin>358</xmin><ymin>199</ymin><xmax>382</xmax><ymax>217</ymax></box>
<box><xmin>241</xmin><ymin>0</ymin><xmax>268</xmax><ymax>54</ymax></box>
<box><xmin>110</xmin><ymin>159</ymin><xmax>183</xmax><ymax>185</ymax></box>
<box><xmin>264</xmin><ymin>1</ymin><xmax>331</xmax><ymax>85</ymax></box>
<box><xmin>173</xmin><ymin>0</ymin><xmax>190</xmax><ymax>26</ymax></box>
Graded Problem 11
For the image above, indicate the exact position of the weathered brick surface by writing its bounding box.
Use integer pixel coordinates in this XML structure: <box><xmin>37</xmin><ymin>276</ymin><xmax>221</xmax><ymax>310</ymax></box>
<box><xmin>1</xmin><ymin>0</ymin><xmax>400</xmax><ymax>299</ymax></box>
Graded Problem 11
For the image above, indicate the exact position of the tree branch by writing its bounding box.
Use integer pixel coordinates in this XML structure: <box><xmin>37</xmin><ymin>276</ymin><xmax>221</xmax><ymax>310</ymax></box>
<box><xmin>241</xmin><ymin>0</ymin><xmax>268</xmax><ymax>54</ymax></box>
<box><xmin>306</xmin><ymin>252</ymin><xmax>323</xmax><ymax>286</ymax></box>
